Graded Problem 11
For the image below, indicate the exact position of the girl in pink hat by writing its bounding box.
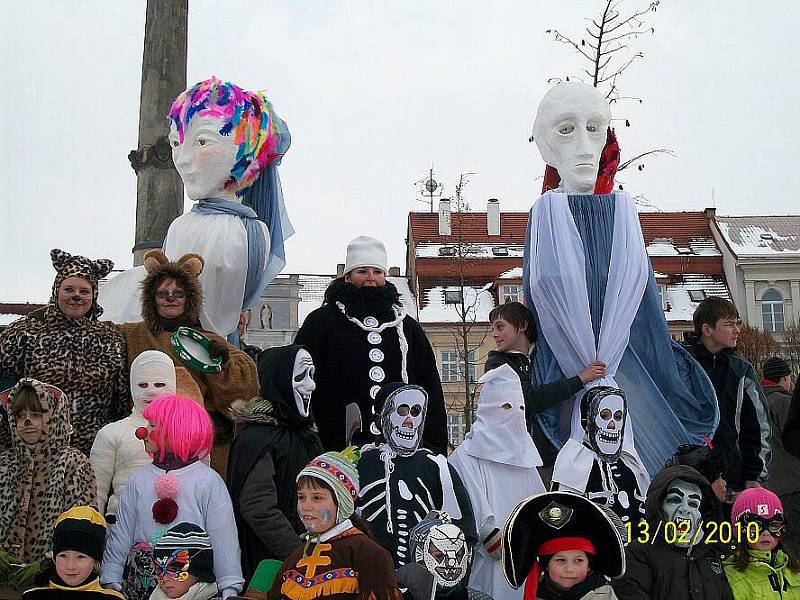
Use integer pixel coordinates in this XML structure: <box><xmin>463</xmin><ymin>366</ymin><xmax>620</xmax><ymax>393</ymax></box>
<box><xmin>725</xmin><ymin>488</ymin><xmax>800</xmax><ymax>598</ymax></box>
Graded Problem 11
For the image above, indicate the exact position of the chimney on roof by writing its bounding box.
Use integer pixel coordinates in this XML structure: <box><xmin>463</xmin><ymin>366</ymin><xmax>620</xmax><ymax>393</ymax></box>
<box><xmin>487</xmin><ymin>198</ymin><xmax>500</xmax><ymax>236</ymax></box>
<box><xmin>388</xmin><ymin>266</ymin><xmax>400</xmax><ymax>276</ymax></box>
<box><xmin>438</xmin><ymin>199</ymin><xmax>451</xmax><ymax>236</ymax></box>
<box><xmin>336</xmin><ymin>263</ymin><xmax>345</xmax><ymax>277</ymax></box>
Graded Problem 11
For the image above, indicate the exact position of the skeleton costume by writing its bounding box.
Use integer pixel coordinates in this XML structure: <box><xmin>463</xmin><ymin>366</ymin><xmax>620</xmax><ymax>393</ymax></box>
<box><xmin>397</xmin><ymin>511</ymin><xmax>492</xmax><ymax>600</ymax></box>
<box><xmin>449</xmin><ymin>365</ymin><xmax>546</xmax><ymax>600</ymax></box>
<box><xmin>551</xmin><ymin>387</ymin><xmax>648</xmax><ymax>528</ymax></box>
<box><xmin>357</xmin><ymin>384</ymin><xmax>476</xmax><ymax>568</ymax></box>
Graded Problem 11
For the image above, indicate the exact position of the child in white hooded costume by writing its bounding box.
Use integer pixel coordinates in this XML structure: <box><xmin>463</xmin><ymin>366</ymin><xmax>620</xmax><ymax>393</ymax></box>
<box><xmin>449</xmin><ymin>364</ymin><xmax>546</xmax><ymax>600</ymax></box>
<box><xmin>90</xmin><ymin>351</ymin><xmax>176</xmax><ymax>516</ymax></box>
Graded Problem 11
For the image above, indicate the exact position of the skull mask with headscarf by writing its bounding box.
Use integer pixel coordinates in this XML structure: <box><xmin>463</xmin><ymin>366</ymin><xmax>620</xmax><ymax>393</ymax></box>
<box><xmin>580</xmin><ymin>386</ymin><xmax>627</xmax><ymax>462</ymax></box>
<box><xmin>371</xmin><ymin>384</ymin><xmax>428</xmax><ymax>456</ymax></box>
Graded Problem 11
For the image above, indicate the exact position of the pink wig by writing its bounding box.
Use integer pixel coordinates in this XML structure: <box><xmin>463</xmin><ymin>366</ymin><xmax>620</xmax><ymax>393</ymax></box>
<box><xmin>142</xmin><ymin>395</ymin><xmax>214</xmax><ymax>462</ymax></box>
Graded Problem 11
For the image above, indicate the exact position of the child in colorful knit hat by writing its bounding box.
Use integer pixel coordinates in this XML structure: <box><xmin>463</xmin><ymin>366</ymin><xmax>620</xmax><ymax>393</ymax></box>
<box><xmin>268</xmin><ymin>448</ymin><xmax>400</xmax><ymax>600</ymax></box>
<box><xmin>22</xmin><ymin>506</ymin><xmax>124</xmax><ymax>600</ymax></box>
<box><xmin>725</xmin><ymin>488</ymin><xmax>800</xmax><ymax>598</ymax></box>
<box><xmin>150</xmin><ymin>522</ymin><xmax>219</xmax><ymax>600</ymax></box>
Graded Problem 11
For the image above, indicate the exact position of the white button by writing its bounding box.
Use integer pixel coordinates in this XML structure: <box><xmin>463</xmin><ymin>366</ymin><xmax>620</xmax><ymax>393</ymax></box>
<box><xmin>369</xmin><ymin>348</ymin><xmax>385</xmax><ymax>363</ymax></box>
<box><xmin>368</xmin><ymin>332</ymin><xmax>382</xmax><ymax>345</ymax></box>
<box><xmin>363</xmin><ymin>316</ymin><xmax>379</xmax><ymax>328</ymax></box>
<box><xmin>370</xmin><ymin>385</ymin><xmax>381</xmax><ymax>399</ymax></box>
<box><xmin>369</xmin><ymin>366</ymin><xmax>385</xmax><ymax>382</ymax></box>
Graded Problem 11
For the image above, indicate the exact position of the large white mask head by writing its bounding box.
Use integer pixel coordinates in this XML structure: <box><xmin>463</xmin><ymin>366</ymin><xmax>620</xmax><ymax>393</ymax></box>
<box><xmin>292</xmin><ymin>349</ymin><xmax>315</xmax><ymax>418</ymax></box>
<box><xmin>168</xmin><ymin>116</ymin><xmax>239</xmax><ymax>202</ymax></box>
<box><xmin>372</xmin><ymin>384</ymin><xmax>428</xmax><ymax>456</ymax></box>
<box><xmin>532</xmin><ymin>82</ymin><xmax>611</xmax><ymax>194</ymax></box>
<box><xmin>130</xmin><ymin>350</ymin><xmax>176</xmax><ymax>413</ymax></box>
<box><xmin>661</xmin><ymin>478</ymin><xmax>703</xmax><ymax>548</ymax></box>
<box><xmin>410</xmin><ymin>512</ymin><xmax>470</xmax><ymax>589</ymax></box>
<box><xmin>580</xmin><ymin>386</ymin><xmax>626</xmax><ymax>461</ymax></box>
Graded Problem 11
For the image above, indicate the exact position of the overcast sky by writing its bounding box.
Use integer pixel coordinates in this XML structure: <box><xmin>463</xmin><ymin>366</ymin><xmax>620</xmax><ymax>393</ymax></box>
<box><xmin>2</xmin><ymin>1</ymin><xmax>799</xmax><ymax>302</ymax></box>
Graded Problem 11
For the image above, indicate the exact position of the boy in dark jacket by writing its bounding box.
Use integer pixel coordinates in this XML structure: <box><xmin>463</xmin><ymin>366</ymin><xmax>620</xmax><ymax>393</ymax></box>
<box><xmin>484</xmin><ymin>302</ymin><xmax>605</xmax><ymax>477</ymax></box>
<box><xmin>612</xmin><ymin>465</ymin><xmax>734</xmax><ymax>600</ymax></box>
<box><xmin>684</xmin><ymin>297</ymin><xmax>771</xmax><ymax>494</ymax></box>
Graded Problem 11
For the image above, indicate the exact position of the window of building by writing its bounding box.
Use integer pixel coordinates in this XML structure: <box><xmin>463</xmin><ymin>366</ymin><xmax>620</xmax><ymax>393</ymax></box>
<box><xmin>492</xmin><ymin>247</ymin><xmax>509</xmax><ymax>256</ymax></box>
<box><xmin>444</xmin><ymin>290</ymin><xmax>463</xmax><ymax>305</ymax></box>
<box><xmin>440</xmin><ymin>350</ymin><xmax>477</xmax><ymax>382</ymax></box>
<box><xmin>438</xmin><ymin>247</ymin><xmax>456</xmax><ymax>257</ymax></box>
<box><xmin>688</xmin><ymin>290</ymin><xmax>706</xmax><ymax>302</ymax></box>
<box><xmin>500</xmin><ymin>285</ymin><xmax>520</xmax><ymax>304</ymax></box>
<box><xmin>447</xmin><ymin>412</ymin><xmax>466</xmax><ymax>446</ymax></box>
<box><xmin>762</xmin><ymin>289</ymin><xmax>785</xmax><ymax>333</ymax></box>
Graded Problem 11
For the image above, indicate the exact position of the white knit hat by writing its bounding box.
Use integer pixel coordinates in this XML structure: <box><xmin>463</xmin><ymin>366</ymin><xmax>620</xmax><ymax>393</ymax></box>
<box><xmin>344</xmin><ymin>236</ymin><xmax>388</xmax><ymax>274</ymax></box>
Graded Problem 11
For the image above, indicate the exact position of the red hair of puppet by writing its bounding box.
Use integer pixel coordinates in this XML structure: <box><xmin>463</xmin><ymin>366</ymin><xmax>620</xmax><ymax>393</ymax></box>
<box><xmin>523</xmin><ymin>537</ymin><xmax>597</xmax><ymax>600</ymax></box>
<box><xmin>142</xmin><ymin>395</ymin><xmax>213</xmax><ymax>463</ymax></box>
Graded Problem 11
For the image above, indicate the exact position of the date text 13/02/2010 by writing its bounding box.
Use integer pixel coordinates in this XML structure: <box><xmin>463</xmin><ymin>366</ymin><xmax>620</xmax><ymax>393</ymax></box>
<box><xmin>625</xmin><ymin>520</ymin><xmax>760</xmax><ymax>545</ymax></box>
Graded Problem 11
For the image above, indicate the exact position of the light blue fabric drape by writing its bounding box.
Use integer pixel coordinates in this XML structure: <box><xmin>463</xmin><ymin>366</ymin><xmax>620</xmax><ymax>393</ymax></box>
<box><xmin>523</xmin><ymin>194</ymin><xmax>718</xmax><ymax>475</ymax></box>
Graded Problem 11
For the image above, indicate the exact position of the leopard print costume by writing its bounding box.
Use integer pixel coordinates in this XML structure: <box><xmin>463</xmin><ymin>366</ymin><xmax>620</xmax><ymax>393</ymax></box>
<box><xmin>0</xmin><ymin>249</ymin><xmax>130</xmax><ymax>455</ymax></box>
<box><xmin>0</xmin><ymin>379</ymin><xmax>97</xmax><ymax>564</ymax></box>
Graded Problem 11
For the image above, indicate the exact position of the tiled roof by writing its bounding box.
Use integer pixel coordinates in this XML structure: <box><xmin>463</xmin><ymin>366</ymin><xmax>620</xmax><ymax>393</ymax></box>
<box><xmin>409</xmin><ymin>212</ymin><xmax>529</xmax><ymax>244</ymax></box>
<box><xmin>639</xmin><ymin>212</ymin><xmax>715</xmax><ymax>247</ymax></box>
<box><xmin>715</xmin><ymin>215</ymin><xmax>800</xmax><ymax>256</ymax></box>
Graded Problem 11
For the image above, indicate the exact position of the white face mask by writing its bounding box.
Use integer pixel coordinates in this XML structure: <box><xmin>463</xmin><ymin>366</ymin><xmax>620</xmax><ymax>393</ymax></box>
<box><xmin>130</xmin><ymin>351</ymin><xmax>176</xmax><ymax>413</ymax></box>
<box><xmin>661</xmin><ymin>479</ymin><xmax>703</xmax><ymax>548</ymax></box>
<box><xmin>380</xmin><ymin>387</ymin><xmax>428</xmax><ymax>455</ymax></box>
<box><xmin>168</xmin><ymin>116</ymin><xmax>240</xmax><ymax>202</ymax></box>
<box><xmin>533</xmin><ymin>82</ymin><xmax>611</xmax><ymax>194</ymax></box>
<box><xmin>420</xmin><ymin>523</ymin><xmax>469</xmax><ymax>588</ymax></box>
<box><xmin>292</xmin><ymin>349</ymin><xmax>315</xmax><ymax>418</ymax></box>
<box><xmin>582</xmin><ymin>387</ymin><xmax>627</xmax><ymax>462</ymax></box>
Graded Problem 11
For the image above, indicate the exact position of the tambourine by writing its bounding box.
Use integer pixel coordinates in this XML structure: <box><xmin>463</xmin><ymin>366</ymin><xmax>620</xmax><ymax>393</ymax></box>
<box><xmin>170</xmin><ymin>327</ymin><xmax>222</xmax><ymax>374</ymax></box>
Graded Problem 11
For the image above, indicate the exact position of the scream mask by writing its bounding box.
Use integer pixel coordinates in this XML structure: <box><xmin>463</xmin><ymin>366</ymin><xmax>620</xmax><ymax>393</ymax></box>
<box><xmin>410</xmin><ymin>512</ymin><xmax>470</xmax><ymax>589</ymax></box>
<box><xmin>580</xmin><ymin>386</ymin><xmax>627</xmax><ymax>462</ymax></box>
<box><xmin>292</xmin><ymin>349</ymin><xmax>315</xmax><ymax>418</ymax></box>
<box><xmin>661</xmin><ymin>478</ymin><xmax>703</xmax><ymax>548</ymax></box>
<box><xmin>372</xmin><ymin>384</ymin><xmax>428</xmax><ymax>456</ymax></box>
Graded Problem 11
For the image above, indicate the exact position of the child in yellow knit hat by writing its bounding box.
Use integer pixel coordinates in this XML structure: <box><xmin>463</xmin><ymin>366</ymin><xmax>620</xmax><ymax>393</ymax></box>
<box><xmin>22</xmin><ymin>506</ymin><xmax>124</xmax><ymax>600</ymax></box>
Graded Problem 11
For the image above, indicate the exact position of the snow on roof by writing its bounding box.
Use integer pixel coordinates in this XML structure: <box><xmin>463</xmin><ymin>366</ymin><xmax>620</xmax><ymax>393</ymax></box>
<box><xmin>663</xmin><ymin>274</ymin><xmax>730</xmax><ymax>322</ymax></box>
<box><xmin>418</xmin><ymin>285</ymin><xmax>496</xmax><ymax>324</ymax></box>
<box><xmin>415</xmin><ymin>243</ymin><xmax>525</xmax><ymax>259</ymax></box>
<box><xmin>715</xmin><ymin>216</ymin><xmax>800</xmax><ymax>256</ymax></box>
<box><xmin>297</xmin><ymin>275</ymin><xmax>418</xmax><ymax>326</ymax></box>
<box><xmin>646</xmin><ymin>237</ymin><xmax>720</xmax><ymax>257</ymax></box>
<box><xmin>0</xmin><ymin>314</ymin><xmax>22</xmax><ymax>327</ymax></box>
<box><xmin>499</xmin><ymin>267</ymin><xmax>523</xmax><ymax>279</ymax></box>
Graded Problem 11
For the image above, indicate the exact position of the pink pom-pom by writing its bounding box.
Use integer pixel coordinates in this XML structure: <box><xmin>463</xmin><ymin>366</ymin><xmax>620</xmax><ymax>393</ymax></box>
<box><xmin>155</xmin><ymin>474</ymin><xmax>180</xmax><ymax>499</ymax></box>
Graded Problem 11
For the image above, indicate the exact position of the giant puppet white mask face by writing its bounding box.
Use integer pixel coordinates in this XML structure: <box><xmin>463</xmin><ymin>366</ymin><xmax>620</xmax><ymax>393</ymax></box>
<box><xmin>379</xmin><ymin>386</ymin><xmax>428</xmax><ymax>455</ymax></box>
<box><xmin>532</xmin><ymin>82</ymin><xmax>611</xmax><ymax>194</ymax></box>
<box><xmin>661</xmin><ymin>479</ymin><xmax>703</xmax><ymax>548</ymax></box>
<box><xmin>581</xmin><ymin>386</ymin><xmax>626</xmax><ymax>461</ymax></box>
<box><xmin>168</xmin><ymin>116</ymin><xmax>240</xmax><ymax>202</ymax></box>
<box><xmin>292</xmin><ymin>349</ymin><xmax>315</xmax><ymax>418</ymax></box>
<box><xmin>130</xmin><ymin>350</ymin><xmax>177</xmax><ymax>413</ymax></box>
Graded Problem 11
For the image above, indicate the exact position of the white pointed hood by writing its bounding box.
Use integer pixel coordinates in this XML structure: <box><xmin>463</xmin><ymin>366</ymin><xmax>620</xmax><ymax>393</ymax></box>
<box><xmin>460</xmin><ymin>364</ymin><xmax>542</xmax><ymax>468</ymax></box>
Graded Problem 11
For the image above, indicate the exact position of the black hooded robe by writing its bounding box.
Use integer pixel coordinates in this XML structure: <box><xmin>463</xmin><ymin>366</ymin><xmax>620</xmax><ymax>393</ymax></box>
<box><xmin>226</xmin><ymin>344</ymin><xmax>324</xmax><ymax>585</ymax></box>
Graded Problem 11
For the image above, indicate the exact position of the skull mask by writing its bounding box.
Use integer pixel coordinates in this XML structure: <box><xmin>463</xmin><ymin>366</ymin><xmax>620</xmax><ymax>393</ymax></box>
<box><xmin>375</xmin><ymin>385</ymin><xmax>428</xmax><ymax>456</ymax></box>
<box><xmin>580</xmin><ymin>386</ymin><xmax>627</xmax><ymax>462</ymax></box>
<box><xmin>410</xmin><ymin>512</ymin><xmax>470</xmax><ymax>589</ymax></box>
<box><xmin>292</xmin><ymin>349</ymin><xmax>315</xmax><ymax>418</ymax></box>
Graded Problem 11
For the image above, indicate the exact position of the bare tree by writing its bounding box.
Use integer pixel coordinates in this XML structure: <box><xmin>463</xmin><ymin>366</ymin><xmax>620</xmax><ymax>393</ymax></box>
<box><xmin>783</xmin><ymin>320</ymin><xmax>800</xmax><ymax>376</ymax></box>
<box><xmin>443</xmin><ymin>173</ymin><xmax>490</xmax><ymax>435</ymax></box>
<box><xmin>737</xmin><ymin>325</ymin><xmax>781</xmax><ymax>376</ymax></box>
<box><xmin>545</xmin><ymin>0</ymin><xmax>674</xmax><ymax>177</ymax></box>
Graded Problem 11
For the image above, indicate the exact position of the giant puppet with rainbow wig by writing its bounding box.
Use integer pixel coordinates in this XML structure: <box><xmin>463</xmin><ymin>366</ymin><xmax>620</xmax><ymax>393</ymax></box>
<box><xmin>522</xmin><ymin>82</ymin><xmax>719</xmax><ymax>476</ymax></box>
<box><xmin>99</xmin><ymin>76</ymin><xmax>293</xmax><ymax>339</ymax></box>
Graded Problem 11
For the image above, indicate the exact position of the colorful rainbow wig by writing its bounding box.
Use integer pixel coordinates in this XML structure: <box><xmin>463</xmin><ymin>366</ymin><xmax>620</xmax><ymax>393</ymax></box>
<box><xmin>167</xmin><ymin>76</ymin><xmax>289</xmax><ymax>192</ymax></box>
<box><xmin>142</xmin><ymin>395</ymin><xmax>214</xmax><ymax>463</ymax></box>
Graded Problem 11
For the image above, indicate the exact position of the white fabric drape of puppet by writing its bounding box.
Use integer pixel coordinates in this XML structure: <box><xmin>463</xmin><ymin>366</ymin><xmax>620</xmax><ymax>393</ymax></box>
<box><xmin>527</xmin><ymin>190</ymin><xmax>649</xmax><ymax>451</ymax></box>
<box><xmin>163</xmin><ymin>211</ymin><xmax>270</xmax><ymax>336</ymax></box>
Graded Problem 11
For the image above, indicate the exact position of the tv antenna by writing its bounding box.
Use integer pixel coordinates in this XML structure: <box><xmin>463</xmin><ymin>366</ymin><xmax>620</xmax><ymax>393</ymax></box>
<box><xmin>415</xmin><ymin>165</ymin><xmax>443</xmax><ymax>212</ymax></box>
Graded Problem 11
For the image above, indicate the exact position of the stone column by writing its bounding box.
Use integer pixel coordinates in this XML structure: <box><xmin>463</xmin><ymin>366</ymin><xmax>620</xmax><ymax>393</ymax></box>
<box><xmin>129</xmin><ymin>0</ymin><xmax>188</xmax><ymax>266</ymax></box>
<box><xmin>745</xmin><ymin>280</ymin><xmax>758</xmax><ymax>328</ymax></box>
<box><xmin>791</xmin><ymin>280</ymin><xmax>800</xmax><ymax>325</ymax></box>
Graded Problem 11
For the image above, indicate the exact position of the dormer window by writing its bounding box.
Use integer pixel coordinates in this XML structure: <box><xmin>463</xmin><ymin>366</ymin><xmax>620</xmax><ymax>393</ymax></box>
<box><xmin>688</xmin><ymin>290</ymin><xmax>706</xmax><ymax>302</ymax></box>
<box><xmin>438</xmin><ymin>247</ymin><xmax>456</xmax><ymax>257</ymax></box>
<box><xmin>492</xmin><ymin>247</ymin><xmax>509</xmax><ymax>256</ymax></box>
